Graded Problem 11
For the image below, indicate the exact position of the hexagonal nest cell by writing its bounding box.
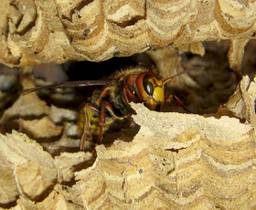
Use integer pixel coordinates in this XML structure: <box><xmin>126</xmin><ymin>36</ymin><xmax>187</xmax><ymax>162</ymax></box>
<box><xmin>0</xmin><ymin>1</ymin><xmax>256</xmax><ymax>210</ymax></box>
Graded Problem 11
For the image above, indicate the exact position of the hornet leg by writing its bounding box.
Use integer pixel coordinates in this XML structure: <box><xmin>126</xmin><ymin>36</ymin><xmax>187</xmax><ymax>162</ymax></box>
<box><xmin>97</xmin><ymin>100</ymin><xmax>130</xmax><ymax>144</ymax></box>
<box><xmin>173</xmin><ymin>95</ymin><xmax>191</xmax><ymax>113</ymax></box>
<box><xmin>79</xmin><ymin>103</ymin><xmax>98</xmax><ymax>150</ymax></box>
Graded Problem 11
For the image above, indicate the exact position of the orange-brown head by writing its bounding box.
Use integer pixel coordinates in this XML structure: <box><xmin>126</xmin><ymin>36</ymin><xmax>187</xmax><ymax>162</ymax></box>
<box><xmin>123</xmin><ymin>71</ymin><xmax>171</xmax><ymax>110</ymax></box>
<box><xmin>137</xmin><ymin>72</ymin><xmax>165</xmax><ymax>109</ymax></box>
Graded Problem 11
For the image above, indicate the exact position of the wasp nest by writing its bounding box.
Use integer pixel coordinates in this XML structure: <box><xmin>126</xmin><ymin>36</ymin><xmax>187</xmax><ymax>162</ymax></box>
<box><xmin>0</xmin><ymin>103</ymin><xmax>255</xmax><ymax>210</ymax></box>
<box><xmin>0</xmin><ymin>0</ymin><xmax>256</xmax><ymax>69</ymax></box>
<box><xmin>1</xmin><ymin>1</ymin><xmax>256</xmax><ymax>210</ymax></box>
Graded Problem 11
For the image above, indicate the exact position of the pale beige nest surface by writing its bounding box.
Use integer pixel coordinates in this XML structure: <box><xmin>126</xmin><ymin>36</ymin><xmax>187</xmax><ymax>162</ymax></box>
<box><xmin>0</xmin><ymin>0</ymin><xmax>255</xmax><ymax>70</ymax></box>
<box><xmin>0</xmin><ymin>103</ymin><xmax>255</xmax><ymax>210</ymax></box>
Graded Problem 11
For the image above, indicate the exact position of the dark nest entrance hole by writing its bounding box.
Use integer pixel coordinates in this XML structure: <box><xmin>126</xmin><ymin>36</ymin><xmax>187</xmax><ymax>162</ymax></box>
<box><xmin>2</xmin><ymin>40</ymin><xmax>256</xmax><ymax>154</ymax></box>
<box><xmin>31</xmin><ymin>42</ymin><xmax>240</xmax><ymax>114</ymax></box>
<box><xmin>29</xmin><ymin>41</ymin><xmax>241</xmax><ymax>146</ymax></box>
<box><xmin>32</xmin><ymin>41</ymin><xmax>240</xmax><ymax>114</ymax></box>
